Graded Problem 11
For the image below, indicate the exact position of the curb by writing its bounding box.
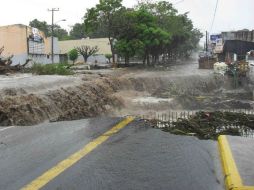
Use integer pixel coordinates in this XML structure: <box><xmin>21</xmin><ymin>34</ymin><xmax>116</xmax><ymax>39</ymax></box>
<box><xmin>218</xmin><ymin>135</ymin><xmax>254</xmax><ymax>190</ymax></box>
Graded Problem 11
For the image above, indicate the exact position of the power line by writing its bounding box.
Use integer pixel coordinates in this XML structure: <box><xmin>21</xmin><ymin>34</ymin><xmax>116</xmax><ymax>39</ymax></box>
<box><xmin>173</xmin><ymin>0</ymin><xmax>184</xmax><ymax>5</ymax></box>
<box><xmin>210</xmin><ymin>0</ymin><xmax>219</xmax><ymax>33</ymax></box>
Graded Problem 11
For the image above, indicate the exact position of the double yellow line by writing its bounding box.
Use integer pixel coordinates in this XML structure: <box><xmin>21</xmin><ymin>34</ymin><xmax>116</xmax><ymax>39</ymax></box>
<box><xmin>18</xmin><ymin>120</ymin><xmax>254</xmax><ymax>190</ymax></box>
<box><xmin>21</xmin><ymin>117</ymin><xmax>134</xmax><ymax>190</ymax></box>
<box><xmin>218</xmin><ymin>135</ymin><xmax>254</xmax><ymax>190</ymax></box>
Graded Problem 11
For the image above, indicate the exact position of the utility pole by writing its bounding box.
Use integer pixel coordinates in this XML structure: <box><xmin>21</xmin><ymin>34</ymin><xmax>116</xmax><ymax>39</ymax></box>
<box><xmin>205</xmin><ymin>31</ymin><xmax>208</xmax><ymax>52</ymax></box>
<box><xmin>48</xmin><ymin>8</ymin><xmax>59</xmax><ymax>63</ymax></box>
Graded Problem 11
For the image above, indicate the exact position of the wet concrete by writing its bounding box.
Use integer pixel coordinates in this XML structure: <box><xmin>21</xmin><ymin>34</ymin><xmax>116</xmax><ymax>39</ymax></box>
<box><xmin>0</xmin><ymin>118</ymin><xmax>224</xmax><ymax>190</ymax></box>
<box><xmin>44</xmin><ymin>120</ymin><xmax>224</xmax><ymax>190</ymax></box>
<box><xmin>227</xmin><ymin>136</ymin><xmax>254</xmax><ymax>186</ymax></box>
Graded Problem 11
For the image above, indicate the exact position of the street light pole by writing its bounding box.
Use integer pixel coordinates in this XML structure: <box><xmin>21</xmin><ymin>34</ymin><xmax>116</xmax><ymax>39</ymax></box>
<box><xmin>48</xmin><ymin>8</ymin><xmax>59</xmax><ymax>63</ymax></box>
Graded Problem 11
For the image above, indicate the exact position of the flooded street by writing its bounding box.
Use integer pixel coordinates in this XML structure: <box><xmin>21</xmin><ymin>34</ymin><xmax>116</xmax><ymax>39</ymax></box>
<box><xmin>0</xmin><ymin>58</ymin><xmax>253</xmax><ymax>126</ymax></box>
<box><xmin>111</xmin><ymin>60</ymin><xmax>254</xmax><ymax>119</ymax></box>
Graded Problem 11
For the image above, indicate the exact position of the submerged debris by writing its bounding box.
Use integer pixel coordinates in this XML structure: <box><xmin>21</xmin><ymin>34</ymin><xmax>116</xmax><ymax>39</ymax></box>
<box><xmin>153</xmin><ymin>111</ymin><xmax>254</xmax><ymax>140</ymax></box>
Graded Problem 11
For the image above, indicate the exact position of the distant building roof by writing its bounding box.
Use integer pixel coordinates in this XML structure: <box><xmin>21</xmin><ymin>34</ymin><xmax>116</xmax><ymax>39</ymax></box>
<box><xmin>223</xmin><ymin>40</ymin><xmax>254</xmax><ymax>55</ymax></box>
<box><xmin>59</xmin><ymin>38</ymin><xmax>111</xmax><ymax>55</ymax></box>
<box><xmin>0</xmin><ymin>24</ymin><xmax>27</xmax><ymax>28</ymax></box>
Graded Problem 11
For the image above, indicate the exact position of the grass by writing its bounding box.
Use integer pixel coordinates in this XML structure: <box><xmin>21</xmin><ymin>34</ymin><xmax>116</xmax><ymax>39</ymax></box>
<box><xmin>30</xmin><ymin>63</ymin><xmax>73</xmax><ymax>75</ymax></box>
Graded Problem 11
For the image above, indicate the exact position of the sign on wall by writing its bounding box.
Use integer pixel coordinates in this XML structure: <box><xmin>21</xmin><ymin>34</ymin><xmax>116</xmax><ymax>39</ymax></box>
<box><xmin>210</xmin><ymin>34</ymin><xmax>222</xmax><ymax>43</ymax></box>
<box><xmin>27</xmin><ymin>27</ymin><xmax>45</xmax><ymax>43</ymax></box>
<box><xmin>27</xmin><ymin>27</ymin><xmax>46</xmax><ymax>54</ymax></box>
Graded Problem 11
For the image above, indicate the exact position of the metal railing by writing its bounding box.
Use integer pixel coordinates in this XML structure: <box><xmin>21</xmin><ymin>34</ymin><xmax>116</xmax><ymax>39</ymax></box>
<box><xmin>137</xmin><ymin>109</ymin><xmax>254</xmax><ymax>138</ymax></box>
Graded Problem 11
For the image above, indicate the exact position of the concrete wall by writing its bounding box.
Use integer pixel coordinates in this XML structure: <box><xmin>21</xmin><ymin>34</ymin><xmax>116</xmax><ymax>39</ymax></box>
<box><xmin>0</xmin><ymin>24</ymin><xmax>60</xmax><ymax>65</ymax></box>
<box><xmin>0</xmin><ymin>24</ymin><xmax>27</xmax><ymax>57</ymax></box>
<box><xmin>28</xmin><ymin>54</ymin><xmax>59</xmax><ymax>64</ymax></box>
<box><xmin>45</xmin><ymin>37</ymin><xmax>60</xmax><ymax>55</ymax></box>
<box><xmin>75</xmin><ymin>54</ymin><xmax>108</xmax><ymax>64</ymax></box>
<box><xmin>59</xmin><ymin>38</ymin><xmax>111</xmax><ymax>55</ymax></box>
<box><xmin>11</xmin><ymin>53</ymin><xmax>28</xmax><ymax>65</ymax></box>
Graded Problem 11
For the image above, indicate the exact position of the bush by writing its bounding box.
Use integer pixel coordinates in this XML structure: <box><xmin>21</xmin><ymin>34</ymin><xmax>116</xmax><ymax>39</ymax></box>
<box><xmin>30</xmin><ymin>63</ymin><xmax>73</xmax><ymax>75</ymax></box>
<box><xmin>105</xmin><ymin>54</ymin><xmax>112</xmax><ymax>63</ymax></box>
<box><xmin>68</xmin><ymin>49</ymin><xmax>78</xmax><ymax>63</ymax></box>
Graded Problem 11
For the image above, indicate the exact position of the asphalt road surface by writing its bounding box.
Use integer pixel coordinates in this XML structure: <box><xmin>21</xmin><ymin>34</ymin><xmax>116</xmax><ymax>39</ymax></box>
<box><xmin>228</xmin><ymin>136</ymin><xmax>254</xmax><ymax>186</ymax></box>
<box><xmin>0</xmin><ymin>117</ymin><xmax>224</xmax><ymax>190</ymax></box>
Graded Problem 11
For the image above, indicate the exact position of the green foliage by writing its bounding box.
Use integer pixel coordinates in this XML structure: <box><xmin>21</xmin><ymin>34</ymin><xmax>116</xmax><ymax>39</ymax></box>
<box><xmin>69</xmin><ymin>23</ymin><xmax>87</xmax><ymax>39</ymax></box>
<box><xmin>29</xmin><ymin>19</ymin><xmax>49</xmax><ymax>36</ymax></box>
<box><xmin>105</xmin><ymin>54</ymin><xmax>112</xmax><ymax>62</ymax></box>
<box><xmin>114</xmin><ymin>8</ymin><xmax>171</xmax><ymax>64</ymax></box>
<box><xmin>75</xmin><ymin>45</ymin><xmax>99</xmax><ymax>62</ymax></box>
<box><xmin>29</xmin><ymin>19</ymin><xmax>69</xmax><ymax>41</ymax></box>
<box><xmin>68</xmin><ymin>49</ymin><xmax>79</xmax><ymax>63</ymax></box>
<box><xmin>31</xmin><ymin>63</ymin><xmax>73</xmax><ymax>75</ymax></box>
<box><xmin>53</xmin><ymin>25</ymin><xmax>69</xmax><ymax>41</ymax></box>
<box><xmin>84</xmin><ymin>0</ymin><xmax>124</xmax><ymax>64</ymax></box>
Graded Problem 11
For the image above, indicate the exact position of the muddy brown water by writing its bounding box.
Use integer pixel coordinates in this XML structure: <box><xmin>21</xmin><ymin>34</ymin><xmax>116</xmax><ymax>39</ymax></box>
<box><xmin>0</xmin><ymin>63</ymin><xmax>253</xmax><ymax>126</ymax></box>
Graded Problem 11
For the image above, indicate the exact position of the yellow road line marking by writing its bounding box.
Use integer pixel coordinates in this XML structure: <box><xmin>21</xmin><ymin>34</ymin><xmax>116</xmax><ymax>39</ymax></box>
<box><xmin>21</xmin><ymin>117</ymin><xmax>134</xmax><ymax>190</ymax></box>
<box><xmin>237</xmin><ymin>187</ymin><xmax>254</xmax><ymax>190</ymax></box>
<box><xmin>218</xmin><ymin>135</ymin><xmax>254</xmax><ymax>190</ymax></box>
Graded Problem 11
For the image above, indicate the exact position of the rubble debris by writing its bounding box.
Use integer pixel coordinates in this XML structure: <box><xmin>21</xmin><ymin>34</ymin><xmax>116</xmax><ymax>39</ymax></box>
<box><xmin>0</xmin><ymin>46</ymin><xmax>30</xmax><ymax>74</ymax></box>
<box><xmin>157</xmin><ymin>111</ymin><xmax>254</xmax><ymax>140</ymax></box>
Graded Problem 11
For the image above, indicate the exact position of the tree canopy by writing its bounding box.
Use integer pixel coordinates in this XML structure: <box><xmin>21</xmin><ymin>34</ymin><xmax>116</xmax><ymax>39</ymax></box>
<box><xmin>75</xmin><ymin>45</ymin><xmax>99</xmax><ymax>63</ymax></box>
<box><xmin>29</xmin><ymin>19</ymin><xmax>69</xmax><ymax>41</ymax></box>
<box><xmin>84</xmin><ymin>0</ymin><xmax>124</xmax><ymax>65</ymax></box>
<box><xmin>29</xmin><ymin>0</ymin><xmax>203</xmax><ymax>65</ymax></box>
<box><xmin>69</xmin><ymin>23</ymin><xmax>87</xmax><ymax>39</ymax></box>
<box><xmin>68</xmin><ymin>49</ymin><xmax>78</xmax><ymax>63</ymax></box>
<box><xmin>83</xmin><ymin>0</ymin><xmax>203</xmax><ymax>65</ymax></box>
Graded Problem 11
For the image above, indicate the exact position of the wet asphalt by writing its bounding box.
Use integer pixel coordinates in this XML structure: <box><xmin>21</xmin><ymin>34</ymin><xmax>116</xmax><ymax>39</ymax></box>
<box><xmin>0</xmin><ymin>118</ymin><xmax>224</xmax><ymax>190</ymax></box>
<box><xmin>228</xmin><ymin>136</ymin><xmax>254</xmax><ymax>186</ymax></box>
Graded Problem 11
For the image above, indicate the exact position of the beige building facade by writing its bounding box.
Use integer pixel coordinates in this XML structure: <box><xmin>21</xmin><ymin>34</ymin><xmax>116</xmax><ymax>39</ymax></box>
<box><xmin>0</xmin><ymin>24</ymin><xmax>60</xmax><ymax>65</ymax></box>
<box><xmin>59</xmin><ymin>38</ymin><xmax>112</xmax><ymax>63</ymax></box>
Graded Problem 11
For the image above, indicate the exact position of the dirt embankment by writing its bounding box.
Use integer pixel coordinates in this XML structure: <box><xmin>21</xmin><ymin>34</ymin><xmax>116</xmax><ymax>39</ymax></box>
<box><xmin>0</xmin><ymin>76</ymin><xmax>122</xmax><ymax>126</ymax></box>
<box><xmin>0</xmin><ymin>66</ymin><xmax>253</xmax><ymax>126</ymax></box>
<box><xmin>0</xmin><ymin>72</ymin><xmax>223</xmax><ymax>126</ymax></box>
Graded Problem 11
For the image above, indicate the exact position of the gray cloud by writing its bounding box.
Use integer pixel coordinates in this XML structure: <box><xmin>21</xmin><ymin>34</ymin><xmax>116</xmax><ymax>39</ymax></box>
<box><xmin>0</xmin><ymin>0</ymin><xmax>252</xmax><ymax>35</ymax></box>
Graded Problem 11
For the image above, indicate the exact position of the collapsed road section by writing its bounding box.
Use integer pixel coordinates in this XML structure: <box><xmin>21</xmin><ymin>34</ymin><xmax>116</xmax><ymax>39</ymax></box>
<box><xmin>0</xmin><ymin>63</ymin><xmax>253</xmax><ymax>126</ymax></box>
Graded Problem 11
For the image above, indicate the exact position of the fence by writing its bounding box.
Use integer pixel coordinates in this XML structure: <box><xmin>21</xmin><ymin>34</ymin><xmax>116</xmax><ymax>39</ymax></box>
<box><xmin>137</xmin><ymin>109</ymin><xmax>254</xmax><ymax>138</ymax></box>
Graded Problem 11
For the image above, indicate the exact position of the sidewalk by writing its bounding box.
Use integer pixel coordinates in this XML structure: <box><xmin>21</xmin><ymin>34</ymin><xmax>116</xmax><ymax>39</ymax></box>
<box><xmin>227</xmin><ymin>136</ymin><xmax>254</xmax><ymax>186</ymax></box>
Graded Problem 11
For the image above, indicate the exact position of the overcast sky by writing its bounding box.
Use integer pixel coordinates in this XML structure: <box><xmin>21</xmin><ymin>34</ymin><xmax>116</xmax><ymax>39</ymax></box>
<box><xmin>0</xmin><ymin>0</ymin><xmax>253</xmax><ymax>41</ymax></box>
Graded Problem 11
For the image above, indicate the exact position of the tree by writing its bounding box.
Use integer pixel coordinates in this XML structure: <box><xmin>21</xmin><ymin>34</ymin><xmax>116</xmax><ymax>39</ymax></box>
<box><xmin>68</xmin><ymin>49</ymin><xmax>78</xmax><ymax>63</ymax></box>
<box><xmin>53</xmin><ymin>25</ymin><xmax>70</xmax><ymax>41</ymax></box>
<box><xmin>69</xmin><ymin>23</ymin><xmax>87</xmax><ymax>39</ymax></box>
<box><xmin>29</xmin><ymin>19</ymin><xmax>49</xmax><ymax>36</ymax></box>
<box><xmin>83</xmin><ymin>0</ymin><xmax>202</xmax><ymax>65</ymax></box>
<box><xmin>84</xmin><ymin>0</ymin><xmax>124</xmax><ymax>65</ymax></box>
<box><xmin>136</xmin><ymin>1</ymin><xmax>203</xmax><ymax>61</ymax></box>
<box><xmin>75</xmin><ymin>45</ymin><xmax>99</xmax><ymax>63</ymax></box>
<box><xmin>105</xmin><ymin>54</ymin><xmax>112</xmax><ymax>63</ymax></box>
<box><xmin>29</xmin><ymin>19</ymin><xmax>69</xmax><ymax>41</ymax></box>
<box><xmin>114</xmin><ymin>8</ymin><xmax>171</xmax><ymax>65</ymax></box>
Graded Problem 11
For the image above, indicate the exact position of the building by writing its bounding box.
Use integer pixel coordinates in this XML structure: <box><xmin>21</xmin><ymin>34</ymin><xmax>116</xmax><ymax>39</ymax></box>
<box><xmin>0</xmin><ymin>24</ymin><xmax>60</xmax><ymax>65</ymax></box>
<box><xmin>221</xmin><ymin>30</ymin><xmax>254</xmax><ymax>42</ymax></box>
<box><xmin>59</xmin><ymin>38</ymin><xmax>112</xmax><ymax>63</ymax></box>
<box><xmin>212</xmin><ymin>29</ymin><xmax>254</xmax><ymax>62</ymax></box>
